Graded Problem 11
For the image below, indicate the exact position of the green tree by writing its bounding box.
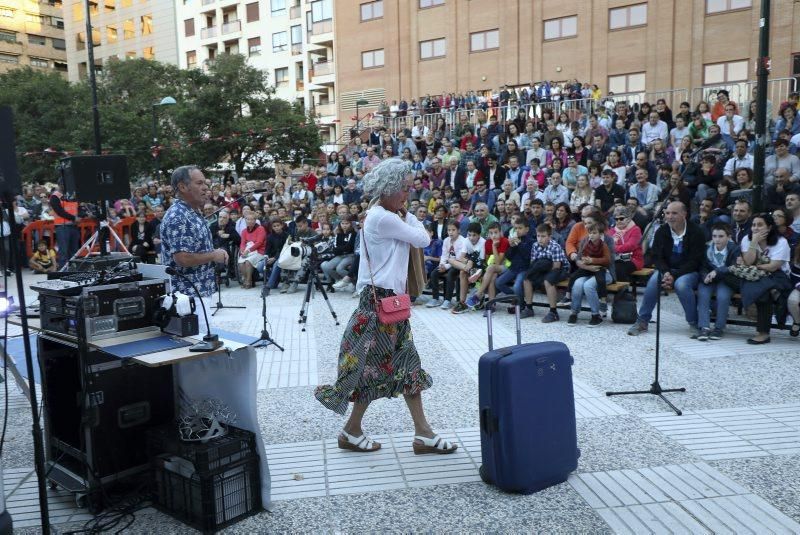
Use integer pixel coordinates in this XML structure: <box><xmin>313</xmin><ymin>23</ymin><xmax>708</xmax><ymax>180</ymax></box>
<box><xmin>0</xmin><ymin>67</ymin><xmax>88</xmax><ymax>183</ymax></box>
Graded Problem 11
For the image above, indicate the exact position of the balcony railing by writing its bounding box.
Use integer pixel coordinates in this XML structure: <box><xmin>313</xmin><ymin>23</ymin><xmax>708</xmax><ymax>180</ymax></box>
<box><xmin>310</xmin><ymin>19</ymin><xmax>333</xmax><ymax>36</ymax></box>
<box><xmin>200</xmin><ymin>26</ymin><xmax>218</xmax><ymax>39</ymax></box>
<box><xmin>296</xmin><ymin>79</ymin><xmax>304</xmax><ymax>92</ymax></box>
<box><xmin>201</xmin><ymin>0</ymin><xmax>215</xmax><ymax>5</ymax></box>
<box><xmin>315</xmin><ymin>102</ymin><xmax>335</xmax><ymax>116</ymax></box>
<box><xmin>312</xmin><ymin>60</ymin><xmax>333</xmax><ymax>76</ymax></box>
<box><xmin>291</xmin><ymin>43</ymin><xmax>302</xmax><ymax>55</ymax></box>
<box><xmin>289</xmin><ymin>5</ymin><xmax>301</xmax><ymax>19</ymax></box>
<box><xmin>221</xmin><ymin>20</ymin><xmax>241</xmax><ymax>34</ymax></box>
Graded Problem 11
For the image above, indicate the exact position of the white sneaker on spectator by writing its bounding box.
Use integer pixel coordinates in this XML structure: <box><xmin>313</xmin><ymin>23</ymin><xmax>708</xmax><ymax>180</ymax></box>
<box><xmin>341</xmin><ymin>282</ymin><xmax>355</xmax><ymax>293</ymax></box>
<box><xmin>332</xmin><ymin>279</ymin><xmax>349</xmax><ymax>289</ymax></box>
<box><xmin>440</xmin><ymin>299</ymin><xmax>452</xmax><ymax>310</ymax></box>
<box><xmin>426</xmin><ymin>298</ymin><xmax>443</xmax><ymax>308</ymax></box>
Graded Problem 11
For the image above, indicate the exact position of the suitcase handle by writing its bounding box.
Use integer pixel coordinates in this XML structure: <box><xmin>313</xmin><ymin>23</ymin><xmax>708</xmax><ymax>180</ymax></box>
<box><xmin>480</xmin><ymin>408</ymin><xmax>499</xmax><ymax>435</ymax></box>
<box><xmin>485</xmin><ymin>295</ymin><xmax>522</xmax><ymax>349</ymax></box>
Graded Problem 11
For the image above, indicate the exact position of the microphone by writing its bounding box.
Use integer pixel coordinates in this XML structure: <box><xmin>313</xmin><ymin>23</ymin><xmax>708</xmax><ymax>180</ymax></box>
<box><xmin>165</xmin><ymin>266</ymin><xmax>223</xmax><ymax>352</ymax></box>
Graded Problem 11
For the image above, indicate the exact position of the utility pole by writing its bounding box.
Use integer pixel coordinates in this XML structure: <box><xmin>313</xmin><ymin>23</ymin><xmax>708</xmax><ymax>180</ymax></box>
<box><xmin>752</xmin><ymin>0</ymin><xmax>771</xmax><ymax>213</ymax></box>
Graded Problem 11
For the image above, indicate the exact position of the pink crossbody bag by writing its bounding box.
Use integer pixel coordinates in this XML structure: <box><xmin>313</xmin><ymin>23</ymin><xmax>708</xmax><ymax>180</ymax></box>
<box><xmin>361</xmin><ymin>230</ymin><xmax>411</xmax><ymax>325</ymax></box>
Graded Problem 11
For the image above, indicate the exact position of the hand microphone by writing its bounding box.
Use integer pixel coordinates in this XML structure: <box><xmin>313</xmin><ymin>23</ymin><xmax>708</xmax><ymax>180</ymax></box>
<box><xmin>165</xmin><ymin>266</ymin><xmax>223</xmax><ymax>352</ymax></box>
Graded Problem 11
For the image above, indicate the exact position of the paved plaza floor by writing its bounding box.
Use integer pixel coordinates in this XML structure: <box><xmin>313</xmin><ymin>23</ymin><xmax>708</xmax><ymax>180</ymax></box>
<box><xmin>2</xmin><ymin>271</ymin><xmax>800</xmax><ymax>533</ymax></box>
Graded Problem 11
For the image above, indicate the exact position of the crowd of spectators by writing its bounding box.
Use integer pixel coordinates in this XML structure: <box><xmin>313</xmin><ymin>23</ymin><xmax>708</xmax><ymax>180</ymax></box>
<box><xmin>10</xmin><ymin>83</ymin><xmax>800</xmax><ymax>344</ymax></box>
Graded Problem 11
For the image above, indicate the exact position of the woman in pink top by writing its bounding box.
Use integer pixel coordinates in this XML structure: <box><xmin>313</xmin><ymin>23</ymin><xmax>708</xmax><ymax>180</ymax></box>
<box><xmin>237</xmin><ymin>213</ymin><xmax>267</xmax><ymax>288</ymax></box>
<box><xmin>608</xmin><ymin>206</ymin><xmax>644</xmax><ymax>282</ymax></box>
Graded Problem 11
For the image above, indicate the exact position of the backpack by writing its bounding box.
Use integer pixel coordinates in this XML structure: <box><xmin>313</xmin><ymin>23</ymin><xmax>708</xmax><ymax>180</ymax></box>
<box><xmin>612</xmin><ymin>288</ymin><xmax>638</xmax><ymax>324</ymax></box>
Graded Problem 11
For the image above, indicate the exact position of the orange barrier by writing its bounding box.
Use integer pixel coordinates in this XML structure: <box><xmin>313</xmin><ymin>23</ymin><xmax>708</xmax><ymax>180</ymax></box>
<box><xmin>79</xmin><ymin>219</ymin><xmax>98</xmax><ymax>243</ymax></box>
<box><xmin>114</xmin><ymin>216</ymin><xmax>137</xmax><ymax>248</ymax></box>
<box><xmin>21</xmin><ymin>220</ymin><xmax>55</xmax><ymax>259</ymax></box>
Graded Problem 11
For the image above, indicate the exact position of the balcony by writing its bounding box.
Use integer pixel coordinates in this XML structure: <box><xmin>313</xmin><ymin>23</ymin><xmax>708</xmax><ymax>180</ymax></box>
<box><xmin>0</xmin><ymin>39</ymin><xmax>22</xmax><ymax>55</ymax></box>
<box><xmin>310</xmin><ymin>60</ymin><xmax>334</xmax><ymax>86</ymax></box>
<box><xmin>200</xmin><ymin>26</ymin><xmax>218</xmax><ymax>39</ymax></box>
<box><xmin>296</xmin><ymin>79</ymin><xmax>305</xmax><ymax>93</ymax></box>
<box><xmin>308</xmin><ymin>19</ymin><xmax>333</xmax><ymax>46</ymax></box>
<box><xmin>291</xmin><ymin>43</ymin><xmax>302</xmax><ymax>55</ymax></box>
<box><xmin>290</xmin><ymin>5</ymin><xmax>301</xmax><ymax>19</ymax></box>
<box><xmin>315</xmin><ymin>102</ymin><xmax>336</xmax><ymax>121</ymax></box>
<box><xmin>221</xmin><ymin>20</ymin><xmax>241</xmax><ymax>35</ymax></box>
<box><xmin>201</xmin><ymin>0</ymin><xmax>214</xmax><ymax>5</ymax></box>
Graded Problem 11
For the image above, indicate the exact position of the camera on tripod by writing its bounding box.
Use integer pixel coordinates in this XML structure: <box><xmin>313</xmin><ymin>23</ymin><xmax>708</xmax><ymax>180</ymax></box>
<box><xmin>291</xmin><ymin>235</ymin><xmax>334</xmax><ymax>263</ymax></box>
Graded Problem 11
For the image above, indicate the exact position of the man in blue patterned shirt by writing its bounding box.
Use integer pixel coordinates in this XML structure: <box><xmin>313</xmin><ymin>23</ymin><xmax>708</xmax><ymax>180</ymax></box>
<box><xmin>161</xmin><ymin>166</ymin><xmax>229</xmax><ymax>300</ymax></box>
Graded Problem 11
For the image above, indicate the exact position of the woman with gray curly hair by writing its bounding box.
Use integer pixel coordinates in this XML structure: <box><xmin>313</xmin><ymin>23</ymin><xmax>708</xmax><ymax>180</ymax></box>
<box><xmin>315</xmin><ymin>158</ymin><xmax>458</xmax><ymax>455</ymax></box>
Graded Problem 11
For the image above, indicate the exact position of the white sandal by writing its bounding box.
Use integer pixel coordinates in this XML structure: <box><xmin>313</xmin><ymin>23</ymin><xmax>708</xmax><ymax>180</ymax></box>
<box><xmin>413</xmin><ymin>434</ymin><xmax>458</xmax><ymax>455</ymax></box>
<box><xmin>338</xmin><ymin>430</ymin><xmax>381</xmax><ymax>452</ymax></box>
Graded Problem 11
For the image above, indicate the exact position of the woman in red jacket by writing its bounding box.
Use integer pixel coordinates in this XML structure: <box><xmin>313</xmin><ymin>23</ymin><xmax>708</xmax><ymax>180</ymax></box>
<box><xmin>608</xmin><ymin>206</ymin><xmax>644</xmax><ymax>282</ymax></box>
<box><xmin>238</xmin><ymin>213</ymin><xmax>267</xmax><ymax>289</ymax></box>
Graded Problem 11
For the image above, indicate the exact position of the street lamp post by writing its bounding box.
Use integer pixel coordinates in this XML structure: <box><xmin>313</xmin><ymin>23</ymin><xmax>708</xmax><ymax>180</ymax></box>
<box><xmin>151</xmin><ymin>96</ymin><xmax>177</xmax><ymax>180</ymax></box>
<box><xmin>354</xmin><ymin>98</ymin><xmax>369</xmax><ymax>136</ymax></box>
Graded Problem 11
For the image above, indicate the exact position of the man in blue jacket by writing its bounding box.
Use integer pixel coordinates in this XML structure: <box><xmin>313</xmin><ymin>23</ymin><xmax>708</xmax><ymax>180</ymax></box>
<box><xmin>495</xmin><ymin>216</ymin><xmax>534</xmax><ymax>313</ymax></box>
<box><xmin>695</xmin><ymin>223</ymin><xmax>741</xmax><ymax>341</ymax></box>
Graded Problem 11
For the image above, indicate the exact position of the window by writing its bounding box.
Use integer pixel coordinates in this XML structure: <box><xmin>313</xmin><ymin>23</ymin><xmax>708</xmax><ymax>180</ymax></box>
<box><xmin>141</xmin><ymin>14</ymin><xmax>153</xmax><ymax>36</ymax></box>
<box><xmin>420</xmin><ymin>38</ymin><xmax>446</xmax><ymax>59</ymax></box>
<box><xmin>544</xmin><ymin>16</ymin><xmax>577</xmax><ymax>40</ymax></box>
<box><xmin>246</xmin><ymin>2</ymin><xmax>259</xmax><ymax>22</ymax></box>
<box><xmin>361</xmin><ymin>0</ymin><xmax>383</xmax><ymax>21</ymax></box>
<box><xmin>0</xmin><ymin>8</ymin><xmax>14</xmax><ymax>18</ymax></box>
<box><xmin>793</xmin><ymin>54</ymin><xmax>800</xmax><ymax>95</ymax></box>
<box><xmin>290</xmin><ymin>24</ymin><xmax>302</xmax><ymax>44</ymax></box>
<box><xmin>271</xmin><ymin>0</ymin><xmax>285</xmax><ymax>15</ymax></box>
<box><xmin>30</xmin><ymin>57</ymin><xmax>48</xmax><ymax>68</ymax></box>
<box><xmin>272</xmin><ymin>31</ymin><xmax>288</xmax><ymax>52</ymax></box>
<box><xmin>54</xmin><ymin>61</ymin><xmax>67</xmax><ymax>72</ymax></box>
<box><xmin>123</xmin><ymin>19</ymin><xmax>135</xmax><ymax>39</ymax></box>
<box><xmin>186</xmin><ymin>50</ymin><xmax>197</xmax><ymax>67</ymax></box>
<box><xmin>470</xmin><ymin>29</ymin><xmax>499</xmax><ymax>52</ymax></box>
<box><xmin>248</xmin><ymin>36</ymin><xmax>261</xmax><ymax>55</ymax></box>
<box><xmin>420</xmin><ymin>0</ymin><xmax>444</xmax><ymax>7</ymax></box>
<box><xmin>143</xmin><ymin>46</ymin><xmax>154</xmax><ymax>60</ymax></box>
<box><xmin>0</xmin><ymin>53</ymin><xmax>19</xmax><ymax>64</ymax></box>
<box><xmin>28</xmin><ymin>34</ymin><xmax>46</xmax><ymax>46</ymax></box>
<box><xmin>311</xmin><ymin>0</ymin><xmax>332</xmax><ymax>22</ymax></box>
<box><xmin>275</xmin><ymin>67</ymin><xmax>289</xmax><ymax>85</ymax></box>
<box><xmin>106</xmin><ymin>25</ymin><xmax>118</xmax><ymax>43</ymax></box>
<box><xmin>184</xmin><ymin>18</ymin><xmax>195</xmax><ymax>37</ymax></box>
<box><xmin>706</xmin><ymin>0</ymin><xmax>751</xmax><ymax>14</ymax></box>
<box><xmin>52</xmin><ymin>38</ymin><xmax>66</xmax><ymax>50</ymax></box>
<box><xmin>26</xmin><ymin>13</ymin><xmax>46</xmax><ymax>25</ymax></box>
<box><xmin>361</xmin><ymin>48</ymin><xmax>384</xmax><ymax>69</ymax></box>
<box><xmin>608</xmin><ymin>72</ymin><xmax>646</xmax><ymax>95</ymax></box>
<box><xmin>51</xmin><ymin>17</ymin><xmax>64</xmax><ymax>29</ymax></box>
<box><xmin>704</xmin><ymin>60</ymin><xmax>748</xmax><ymax>84</ymax></box>
<box><xmin>0</xmin><ymin>30</ymin><xmax>16</xmax><ymax>43</ymax></box>
<box><xmin>609</xmin><ymin>3</ymin><xmax>647</xmax><ymax>30</ymax></box>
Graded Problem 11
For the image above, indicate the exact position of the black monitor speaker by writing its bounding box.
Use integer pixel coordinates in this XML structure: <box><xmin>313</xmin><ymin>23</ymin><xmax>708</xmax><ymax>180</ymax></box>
<box><xmin>59</xmin><ymin>155</ymin><xmax>131</xmax><ymax>203</ymax></box>
<box><xmin>0</xmin><ymin>106</ymin><xmax>22</xmax><ymax>199</ymax></box>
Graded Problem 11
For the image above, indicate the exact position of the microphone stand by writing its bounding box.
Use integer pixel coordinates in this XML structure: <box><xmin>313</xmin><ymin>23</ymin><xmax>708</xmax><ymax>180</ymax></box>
<box><xmin>211</xmin><ymin>269</ymin><xmax>245</xmax><ymax>316</ymax></box>
<box><xmin>165</xmin><ymin>267</ymin><xmax>222</xmax><ymax>352</ymax></box>
<box><xmin>249</xmin><ymin>281</ymin><xmax>284</xmax><ymax>351</ymax></box>
<box><xmin>606</xmin><ymin>271</ymin><xmax>685</xmax><ymax>415</ymax></box>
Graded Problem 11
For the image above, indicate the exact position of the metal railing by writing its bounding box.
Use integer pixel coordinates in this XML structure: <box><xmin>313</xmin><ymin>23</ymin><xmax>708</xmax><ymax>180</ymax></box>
<box><xmin>691</xmin><ymin>78</ymin><xmax>797</xmax><ymax>117</ymax></box>
<box><xmin>221</xmin><ymin>20</ymin><xmax>241</xmax><ymax>35</ymax></box>
<box><xmin>315</xmin><ymin>102</ymin><xmax>336</xmax><ymax>117</ymax></box>
<box><xmin>200</xmin><ymin>26</ymin><xmax>217</xmax><ymax>39</ymax></box>
<box><xmin>311</xmin><ymin>60</ymin><xmax>333</xmax><ymax>77</ymax></box>
<box><xmin>310</xmin><ymin>19</ymin><xmax>333</xmax><ymax>36</ymax></box>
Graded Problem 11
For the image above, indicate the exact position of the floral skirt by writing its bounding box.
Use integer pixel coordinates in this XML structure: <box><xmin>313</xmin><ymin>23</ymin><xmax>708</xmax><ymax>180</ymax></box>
<box><xmin>315</xmin><ymin>285</ymin><xmax>432</xmax><ymax>415</ymax></box>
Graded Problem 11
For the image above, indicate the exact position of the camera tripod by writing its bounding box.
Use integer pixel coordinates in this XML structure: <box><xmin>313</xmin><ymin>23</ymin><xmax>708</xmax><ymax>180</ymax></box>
<box><xmin>249</xmin><ymin>281</ymin><xmax>284</xmax><ymax>351</ymax></box>
<box><xmin>298</xmin><ymin>261</ymin><xmax>340</xmax><ymax>332</ymax></box>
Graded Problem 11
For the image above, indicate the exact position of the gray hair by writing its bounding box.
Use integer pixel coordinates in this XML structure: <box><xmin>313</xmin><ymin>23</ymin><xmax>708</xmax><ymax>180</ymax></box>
<box><xmin>171</xmin><ymin>165</ymin><xmax>200</xmax><ymax>192</ymax></box>
<box><xmin>362</xmin><ymin>158</ymin><xmax>412</xmax><ymax>198</ymax></box>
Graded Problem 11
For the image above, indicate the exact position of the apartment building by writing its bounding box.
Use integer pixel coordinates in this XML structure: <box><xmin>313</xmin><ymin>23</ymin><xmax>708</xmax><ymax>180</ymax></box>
<box><xmin>335</xmin><ymin>0</ymin><xmax>800</xmax><ymax>123</ymax></box>
<box><xmin>63</xmin><ymin>0</ymin><xmax>178</xmax><ymax>81</ymax></box>
<box><xmin>176</xmin><ymin>0</ymin><xmax>339</xmax><ymax>143</ymax></box>
<box><xmin>0</xmin><ymin>0</ymin><xmax>67</xmax><ymax>77</ymax></box>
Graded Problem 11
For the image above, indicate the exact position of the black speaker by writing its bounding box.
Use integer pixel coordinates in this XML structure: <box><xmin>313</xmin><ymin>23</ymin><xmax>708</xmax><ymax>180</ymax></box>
<box><xmin>59</xmin><ymin>155</ymin><xmax>131</xmax><ymax>203</ymax></box>
<box><xmin>0</xmin><ymin>106</ymin><xmax>21</xmax><ymax>198</ymax></box>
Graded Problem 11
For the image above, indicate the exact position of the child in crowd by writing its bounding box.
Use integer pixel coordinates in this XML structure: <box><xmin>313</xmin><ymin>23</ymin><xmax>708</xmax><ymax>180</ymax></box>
<box><xmin>452</xmin><ymin>223</ymin><xmax>487</xmax><ymax>313</ymax></box>
<box><xmin>696</xmin><ymin>223</ymin><xmax>740</xmax><ymax>341</ymax></box>
<box><xmin>29</xmin><ymin>240</ymin><xmax>57</xmax><ymax>274</ymax></box>
<box><xmin>465</xmin><ymin>222</ymin><xmax>510</xmax><ymax>311</ymax></box>
<box><xmin>567</xmin><ymin>222</ymin><xmax>611</xmax><ymax>327</ymax></box>
<box><xmin>428</xmin><ymin>220</ymin><xmax>465</xmax><ymax>310</ymax></box>
<box><xmin>423</xmin><ymin>222</ymin><xmax>443</xmax><ymax>281</ymax></box>
<box><xmin>496</xmin><ymin>216</ymin><xmax>534</xmax><ymax>313</ymax></box>
<box><xmin>521</xmin><ymin>223</ymin><xmax>568</xmax><ymax>321</ymax></box>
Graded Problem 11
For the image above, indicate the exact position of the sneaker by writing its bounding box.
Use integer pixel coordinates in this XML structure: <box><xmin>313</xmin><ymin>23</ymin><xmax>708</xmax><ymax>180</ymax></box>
<box><xmin>696</xmin><ymin>328</ymin><xmax>711</xmax><ymax>341</ymax></box>
<box><xmin>278</xmin><ymin>283</ymin><xmax>289</xmax><ymax>294</ymax></box>
<box><xmin>599</xmin><ymin>302</ymin><xmax>608</xmax><ymax>318</ymax></box>
<box><xmin>627</xmin><ymin>322</ymin><xmax>648</xmax><ymax>336</ymax></box>
<box><xmin>567</xmin><ymin>313</ymin><xmax>578</xmax><ymax>325</ymax></box>
<box><xmin>588</xmin><ymin>315</ymin><xmax>603</xmax><ymax>327</ymax></box>
<box><xmin>342</xmin><ymin>282</ymin><xmax>355</xmax><ymax>293</ymax></box>
<box><xmin>426</xmin><ymin>298</ymin><xmax>443</xmax><ymax>308</ymax></box>
<box><xmin>286</xmin><ymin>282</ymin><xmax>298</xmax><ymax>294</ymax></box>
<box><xmin>709</xmin><ymin>328</ymin><xmax>723</xmax><ymax>340</ymax></box>
<box><xmin>451</xmin><ymin>302</ymin><xmax>468</xmax><ymax>314</ymax></box>
<box><xmin>332</xmin><ymin>279</ymin><xmax>349</xmax><ymax>289</ymax></box>
<box><xmin>689</xmin><ymin>326</ymin><xmax>701</xmax><ymax>339</ymax></box>
<box><xmin>542</xmin><ymin>311</ymin><xmax>559</xmax><ymax>323</ymax></box>
<box><xmin>465</xmin><ymin>294</ymin><xmax>481</xmax><ymax>309</ymax></box>
<box><xmin>556</xmin><ymin>295</ymin><xmax>571</xmax><ymax>308</ymax></box>
<box><xmin>467</xmin><ymin>269</ymin><xmax>483</xmax><ymax>284</ymax></box>
<box><xmin>520</xmin><ymin>307</ymin><xmax>535</xmax><ymax>319</ymax></box>
<box><xmin>351</xmin><ymin>289</ymin><xmax>360</xmax><ymax>298</ymax></box>
<box><xmin>440</xmin><ymin>299</ymin><xmax>452</xmax><ymax>310</ymax></box>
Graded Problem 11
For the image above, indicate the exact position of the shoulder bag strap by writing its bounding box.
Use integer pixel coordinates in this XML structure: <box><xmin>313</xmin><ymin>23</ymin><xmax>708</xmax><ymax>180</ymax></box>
<box><xmin>361</xmin><ymin>229</ymin><xmax>380</xmax><ymax>305</ymax></box>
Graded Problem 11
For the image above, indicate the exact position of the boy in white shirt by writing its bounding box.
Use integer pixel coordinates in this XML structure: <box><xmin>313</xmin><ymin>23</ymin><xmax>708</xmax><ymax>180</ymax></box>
<box><xmin>450</xmin><ymin>222</ymin><xmax>486</xmax><ymax>313</ymax></box>
<box><xmin>427</xmin><ymin>220</ymin><xmax>467</xmax><ymax>310</ymax></box>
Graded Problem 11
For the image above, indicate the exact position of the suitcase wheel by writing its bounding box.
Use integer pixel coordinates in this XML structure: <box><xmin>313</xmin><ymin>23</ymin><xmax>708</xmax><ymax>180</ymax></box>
<box><xmin>479</xmin><ymin>465</ymin><xmax>492</xmax><ymax>485</ymax></box>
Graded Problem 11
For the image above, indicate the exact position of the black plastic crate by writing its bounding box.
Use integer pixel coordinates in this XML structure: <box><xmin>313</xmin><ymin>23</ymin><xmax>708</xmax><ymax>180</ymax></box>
<box><xmin>146</xmin><ymin>424</ymin><xmax>257</xmax><ymax>473</ymax></box>
<box><xmin>152</xmin><ymin>455</ymin><xmax>261</xmax><ymax>534</ymax></box>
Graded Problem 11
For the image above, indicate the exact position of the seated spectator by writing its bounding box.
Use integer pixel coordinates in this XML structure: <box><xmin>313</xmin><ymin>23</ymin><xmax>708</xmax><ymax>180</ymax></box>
<box><xmin>497</xmin><ymin>179</ymin><xmax>521</xmax><ymax>208</ymax></box>
<box><xmin>670</xmin><ymin>116</ymin><xmax>690</xmax><ymax>148</ymax></box>
<box><xmin>766</xmin><ymin>167</ymin><xmax>800</xmax><ymax>211</ymax></box>
<box><xmin>628</xmin><ymin>202</ymin><xmax>705</xmax><ymax>337</ymax></box>
<box><xmin>452</xmin><ymin>223</ymin><xmax>487</xmax><ymax>312</ymax></box>
<box><xmin>659</xmin><ymin>172</ymin><xmax>692</xmax><ymax>212</ymax></box>
<box><xmin>772</xmin><ymin>208</ymin><xmax>798</xmax><ymax>249</ymax></box>
<box><xmin>265</xmin><ymin>219</ymin><xmax>289</xmax><ymax>290</ymax></box>
<box><xmin>550</xmin><ymin>202</ymin><xmax>575</xmax><ymax>249</ymax></box>
<box><xmin>689</xmin><ymin>154</ymin><xmax>722</xmax><ymax>202</ymax></box>
<box><xmin>465</xmin><ymin>222</ymin><xmax>510</xmax><ymax>310</ymax></box>
<box><xmin>690</xmin><ymin>198</ymin><xmax>716</xmax><ymax>242</ymax></box>
<box><xmin>642</xmin><ymin>112</ymin><xmax>669</xmax><ymax>146</ymax></box>
<box><xmin>774</xmin><ymin>105</ymin><xmax>800</xmax><ymax>141</ymax></box>
<box><xmin>428</xmin><ymin>220</ymin><xmax>467</xmax><ymax>310</ymax></box>
<box><xmin>238</xmin><ymin>213</ymin><xmax>267</xmax><ymax>289</ymax></box>
<box><xmin>562</xmin><ymin>155</ymin><xmax>588</xmax><ymax>189</ymax></box>
<box><xmin>542</xmin><ymin>173</ymin><xmax>570</xmax><ymax>205</ymax></box>
<box><xmin>569</xmin><ymin>175</ymin><xmax>595</xmax><ymax>215</ymax></box>
<box><xmin>764</xmin><ymin>139</ymin><xmax>800</xmax><ymax>186</ymax></box>
<box><xmin>129</xmin><ymin>212</ymin><xmax>154</xmax><ymax>263</ymax></box>
<box><xmin>608</xmin><ymin>206</ymin><xmax>644</xmax><ymax>282</ymax></box>
<box><xmin>521</xmin><ymin>223</ymin><xmax>568</xmax><ymax>321</ymax></box>
<box><xmin>567</xmin><ymin>222</ymin><xmax>611</xmax><ymax>326</ymax></box>
<box><xmin>721</xmin><ymin>213</ymin><xmax>793</xmax><ymax>345</ymax></box>
<box><xmin>716</xmin><ymin>103</ymin><xmax>745</xmax><ymax>151</ymax></box>
<box><xmin>421</xmin><ymin>222</ymin><xmax>442</xmax><ymax>283</ymax></box>
<box><xmin>696</xmin><ymin>223</ymin><xmax>741</xmax><ymax>341</ymax></box>
<box><xmin>723</xmin><ymin>139</ymin><xmax>754</xmax><ymax>180</ymax></box>
<box><xmin>494</xmin><ymin>216</ymin><xmax>533</xmax><ymax>308</ymax></box>
<box><xmin>787</xmin><ymin>242</ymin><xmax>800</xmax><ymax>336</ymax></box>
<box><xmin>28</xmin><ymin>240</ymin><xmax>57</xmax><ymax>274</ymax></box>
<box><xmin>629</xmin><ymin>168</ymin><xmax>660</xmax><ymax>218</ymax></box>
<box><xmin>322</xmin><ymin>216</ymin><xmax>357</xmax><ymax>288</ymax></box>
<box><xmin>730</xmin><ymin>199</ymin><xmax>753</xmax><ymax>244</ymax></box>
<box><xmin>595</xmin><ymin>168</ymin><xmax>626</xmax><ymax>217</ymax></box>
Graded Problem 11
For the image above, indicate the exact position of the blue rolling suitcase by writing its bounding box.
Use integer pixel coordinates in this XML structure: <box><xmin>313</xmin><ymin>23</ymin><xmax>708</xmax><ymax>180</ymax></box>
<box><xmin>478</xmin><ymin>296</ymin><xmax>580</xmax><ymax>494</ymax></box>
